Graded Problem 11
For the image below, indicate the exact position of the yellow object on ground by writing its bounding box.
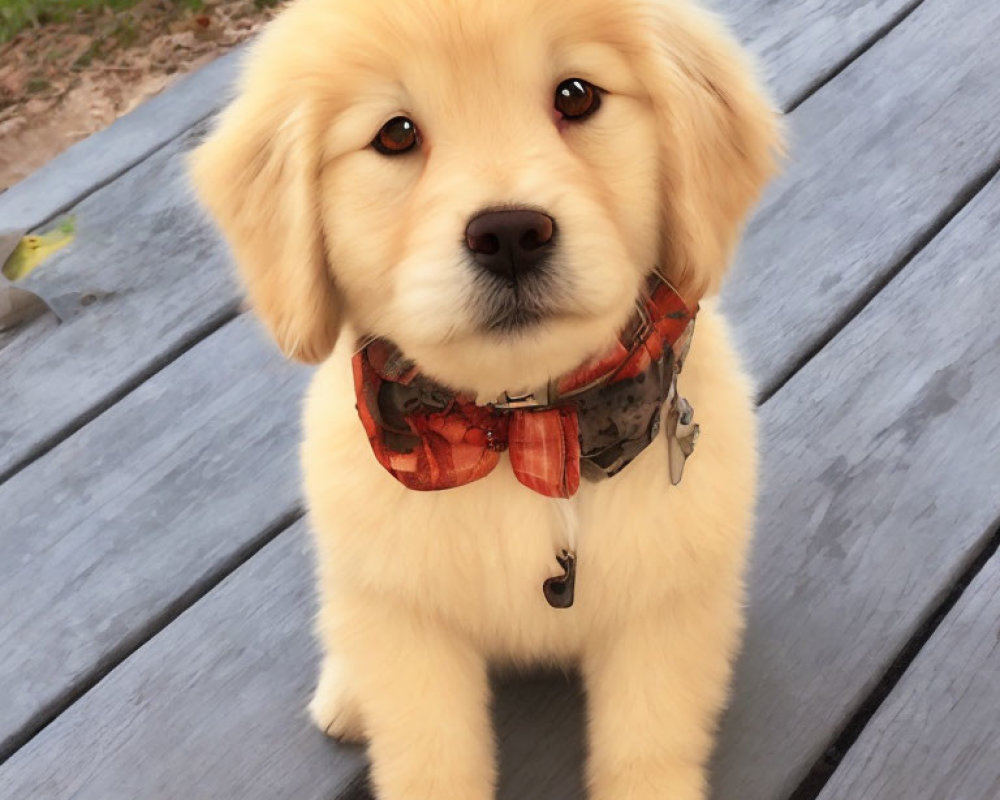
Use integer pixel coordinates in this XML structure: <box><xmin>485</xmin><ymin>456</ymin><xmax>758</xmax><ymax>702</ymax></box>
<box><xmin>1</xmin><ymin>218</ymin><xmax>76</xmax><ymax>282</ymax></box>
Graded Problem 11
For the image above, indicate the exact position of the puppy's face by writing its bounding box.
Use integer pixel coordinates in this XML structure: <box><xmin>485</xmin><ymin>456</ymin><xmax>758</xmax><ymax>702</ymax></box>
<box><xmin>320</xmin><ymin>2</ymin><xmax>663</xmax><ymax>395</ymax></box>
<box><xmin>192</xmin><ymin>0</ymin><xmax>780</xmax><ymax>397</ymax></box>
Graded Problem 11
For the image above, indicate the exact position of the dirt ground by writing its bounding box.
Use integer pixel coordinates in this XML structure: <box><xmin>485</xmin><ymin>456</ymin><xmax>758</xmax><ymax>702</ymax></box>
<box><xmin>0</xmin><ymin>0</ymin><xmax>286</xmax><ymax>192</ymax></box>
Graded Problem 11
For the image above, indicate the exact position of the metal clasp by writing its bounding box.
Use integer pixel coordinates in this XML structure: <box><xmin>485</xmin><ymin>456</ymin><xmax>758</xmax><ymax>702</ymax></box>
<box><xmin>492</xmin><ymin>385</ymin><xmax>552</xmax><ymax>410</ymax></box>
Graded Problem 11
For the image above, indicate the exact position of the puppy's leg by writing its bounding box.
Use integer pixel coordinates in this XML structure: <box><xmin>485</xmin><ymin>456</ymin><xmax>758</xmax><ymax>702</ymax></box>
<box><xmin>311</xmin><ymin>577</ymin><xmax>366</xmax><ymax>741</ymax></box>
<box><xmin>341</xmin><ymin>596</ymin><xmax>496</xmax><ymax>800</ymax></box>
<box><xmin>583</xmin><ymin>590</ymin><xmax>743</xmax><ymax>800</ymax></box>
<box><xmin>310</xmin><ymin>653</ymin><xmax>366</xmax><ymax>742</ymax></box>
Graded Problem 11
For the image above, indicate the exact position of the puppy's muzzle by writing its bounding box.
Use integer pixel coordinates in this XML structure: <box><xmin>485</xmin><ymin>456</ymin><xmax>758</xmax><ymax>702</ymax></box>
<box><xmin>465</xmin><ymin>208</ymin><xmax>555</xmax><ymax>285</ymax></box>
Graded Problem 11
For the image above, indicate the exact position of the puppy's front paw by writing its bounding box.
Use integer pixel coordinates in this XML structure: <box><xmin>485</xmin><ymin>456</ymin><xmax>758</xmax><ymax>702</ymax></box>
<box><xmin>309</xmin><ymin>657</ymin><xmax>365</xmax><ymax>742</ymax></box>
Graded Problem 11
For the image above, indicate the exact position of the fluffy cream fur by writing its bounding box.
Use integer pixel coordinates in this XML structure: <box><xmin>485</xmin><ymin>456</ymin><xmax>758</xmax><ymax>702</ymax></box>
<box><xmin>190</xmin><ymin>0</ymin><xmax>781</xmax><ymax>797</ymax></box>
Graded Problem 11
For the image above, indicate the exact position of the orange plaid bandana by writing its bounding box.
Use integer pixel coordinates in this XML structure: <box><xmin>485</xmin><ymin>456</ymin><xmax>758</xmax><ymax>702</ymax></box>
<box><xmin>353</xmin><ymin>278</ymin><xmax>697</xmax><ymax>499</ymax></box>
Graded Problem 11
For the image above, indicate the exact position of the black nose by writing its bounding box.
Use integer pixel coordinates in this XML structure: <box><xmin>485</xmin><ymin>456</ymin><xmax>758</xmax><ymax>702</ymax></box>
<box><xmin>465</xmin><ymin>209</ymin><xmax>555</xmax><ymax>283</ymax></box>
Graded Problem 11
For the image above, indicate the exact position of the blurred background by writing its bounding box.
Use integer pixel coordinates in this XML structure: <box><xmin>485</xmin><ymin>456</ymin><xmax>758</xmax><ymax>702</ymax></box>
<box><xmin>0</xmin><ymin>0</ymin><xmax>285</xmax><ymax>189</ymax></box>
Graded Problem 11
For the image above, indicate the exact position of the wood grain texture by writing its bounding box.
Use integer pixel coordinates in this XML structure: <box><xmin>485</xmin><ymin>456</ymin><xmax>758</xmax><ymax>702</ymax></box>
<box><xmin>0</xmin><ymin>124</ymin><xmax>243</xmax><ymax>480</ymax></box>
<box><xmin>0</xmin><ymin>315</ymin><xmax>307</xmax><ymax>757</ymax></box>
<box><xmin>711</xmin><ymin>170</ymin><xmax>1000</xmax><ymax>800</ymax></box>
<box><xmin>816</xmin><ymin>551</ymin><xmax>1000</xmax><ymax>800</ymax></box>
<box><xmin>0</xmin><ymin>0</ymin><xmax>925</xmax><ymax>482</ymax></box>
<box><xmin>709</xmin><ymin>0</ymin><xmax>917</xmax><ymax>107</ymax></box>
<box><xmin>722</xmin><ymin>0</ymin><xmax>1000</xmax><ymax>395</ymax></box>
<box><xmin>0</xmin><ymin>522</ymin><xmax>369</xmax><ymax>800</ymax></box>
<box><xmin>0</xmin><ymin>48</ymin><xmax>242</xmax><ymax>235</ymax></box>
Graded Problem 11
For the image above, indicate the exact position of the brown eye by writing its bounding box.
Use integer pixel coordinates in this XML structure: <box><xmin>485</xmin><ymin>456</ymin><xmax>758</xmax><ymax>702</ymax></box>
<box><xmin>554</xmin><ymin>78</ymin><xmax>601</xmax><ymax>120</ymax></box>
<box><xmin>373</xmin><ymin>116</ymin><xmax>418</xmax><ymax>155</ymax></box>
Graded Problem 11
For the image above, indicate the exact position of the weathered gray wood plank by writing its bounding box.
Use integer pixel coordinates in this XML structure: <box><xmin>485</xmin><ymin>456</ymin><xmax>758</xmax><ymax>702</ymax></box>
<box><xmin>4</xmin><ymin>123</ymin><xmax>1000</xmax><ymax>800</ymax></box>
<box><xmin>709</xmin><ymin>0</ymin><xmax>917</xmax><ymax>107</ymax></box>
<box><xmin>815</xmin><ymin>550</ymin><xmax>1000</xmax><ymax>800</ymax></box>
<box><xmin>711</xmin><ymin>170</ymin><xmax>1000</xmax><ymax>800</ymax></box>
<box><xmin>0</xmin><ymin>0</ymin><xmax>927</xmax><ymax>482</ymax></box>
<box><xmin>0</xmin><ymin>315</ymin><xmax>307</xmax><ymax>758</ymax></box>
<box><xmin>0</xmin><ymin>124</ymin><xmax>242</xmax><ymax>480</ymax></box>
<box><xmin>0</xmin><ymin>48</ymin><xmax>242</xmax><ymax>234</ymax></box>
<box><xmin>0</xmin><ymin>522</ymin><xmax>368</xmax><ymax>800</ymax></box>
<box><xmin>722</xmin><ymin>0</ymin><xmax>1000</xmax><ymax>395</ymax></box>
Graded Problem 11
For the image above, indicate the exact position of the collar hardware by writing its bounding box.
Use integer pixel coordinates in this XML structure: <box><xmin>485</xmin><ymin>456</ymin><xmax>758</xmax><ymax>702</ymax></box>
<box><xmin>352</xmin><ymin>274</ymin><xmax>699</xmax><ymax>499</ymax></box>
<box><xmin>492</xmin><ymin>387</ymin><xmax>551</xmax><ymax>410</ymax></box>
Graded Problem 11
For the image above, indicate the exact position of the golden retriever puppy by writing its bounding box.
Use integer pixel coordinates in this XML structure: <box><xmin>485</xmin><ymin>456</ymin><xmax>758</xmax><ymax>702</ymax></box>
<box><xmin>190</xmin><ymin>0</ymin><xmax>780</xmax><ymax>797</ymax></box>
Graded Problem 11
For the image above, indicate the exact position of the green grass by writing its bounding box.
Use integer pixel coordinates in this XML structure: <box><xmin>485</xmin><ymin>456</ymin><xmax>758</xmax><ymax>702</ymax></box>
<box><xmin>0</xmin><ymin>0</ymin><xmax>208</xmax><ymax>43</ymax></box>
<box><xmin>0</xmin><ymin>0</ymin><xmax>136</xmax><ymax>42</ymax></box>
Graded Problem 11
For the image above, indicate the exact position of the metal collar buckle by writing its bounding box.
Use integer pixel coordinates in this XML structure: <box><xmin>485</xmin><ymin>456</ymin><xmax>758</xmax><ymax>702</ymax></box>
<box><xmin>490</xmin><ymin>303</ymin><xmax>659</xmax><ymax>411</ymax></box>
<box><xmin>491</xmin><ymin>385</ymin><xmax>552</xmax><ymax>410</ymax></box>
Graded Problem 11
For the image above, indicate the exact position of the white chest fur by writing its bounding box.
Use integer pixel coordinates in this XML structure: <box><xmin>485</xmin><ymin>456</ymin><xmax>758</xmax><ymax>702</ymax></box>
<box><xmin>301</xmin><ymin>303</ymin><xmax>757</xmax><ymax>667</ymax></box>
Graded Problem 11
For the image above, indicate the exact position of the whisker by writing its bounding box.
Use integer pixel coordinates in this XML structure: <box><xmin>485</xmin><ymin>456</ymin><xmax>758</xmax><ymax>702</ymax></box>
<box><xmin>650</xmin><ymin>265</ymin><xmax>681</xmax><ymax>297</ymax></box>
<box><xmin>353</xmin><ymin>334</ymin><xmax>378</xmax><ymax>355</ymax></box>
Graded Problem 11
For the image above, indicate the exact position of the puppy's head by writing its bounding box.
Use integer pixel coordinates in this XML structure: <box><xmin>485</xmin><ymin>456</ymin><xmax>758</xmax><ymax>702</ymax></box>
<box><xmin>190</xmin><ymin>0</ymin><xmax>780</xmax><ymax>396</ymax></box>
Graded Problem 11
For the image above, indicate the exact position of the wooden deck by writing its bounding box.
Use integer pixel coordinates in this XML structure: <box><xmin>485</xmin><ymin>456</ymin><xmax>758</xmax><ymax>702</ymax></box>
<box><xmin>1</xmin><ymin>1</ymin><xmax>999</xmax><ymax>797</ymax></box>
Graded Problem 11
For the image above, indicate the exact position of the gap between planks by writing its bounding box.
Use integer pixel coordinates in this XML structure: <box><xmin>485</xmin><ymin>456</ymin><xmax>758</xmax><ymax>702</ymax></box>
<box><xmin>782</xmin><ymin>0</ymin><xmax>927</xmax><ymax>114</ymax></box>
<box><xmin>0</xmin><ymin>505</ymin><xmax>304</xmax><ymax>767</ymax></box>
<box><xmin>756</xmin><ymin>151</ymin><xmax>1000</xmax><ymax>406</ymax></box>
<box><xmin>786</xmin><ymin>517</ymin><xmax>1000</xmax><ymax>800</ymax></box>
<box><xmin>19</xmin><ymin>106</ymin><xmax>221</xmax><ymax>236</ymax></box>
<box><xmin>0</xmin><ymin>302</ymin><xmax>241</xmax><ymax>487</ymax></box>
<box><xmin>760</xmin><ymin>157</ymin><xmax>1000</xmax><ymax>799</ymax></box>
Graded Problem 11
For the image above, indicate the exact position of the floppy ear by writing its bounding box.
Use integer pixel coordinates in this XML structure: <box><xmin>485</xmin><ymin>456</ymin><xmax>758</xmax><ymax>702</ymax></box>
<box><xmin>189</xmin><ymin>55</ymin><xmax>341</xmax><ymax>364</ymax></box>
<box><xmin>643</xmin><ymin>0</ymin><xmax>783</xmax><ymax>301</ymax></box>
